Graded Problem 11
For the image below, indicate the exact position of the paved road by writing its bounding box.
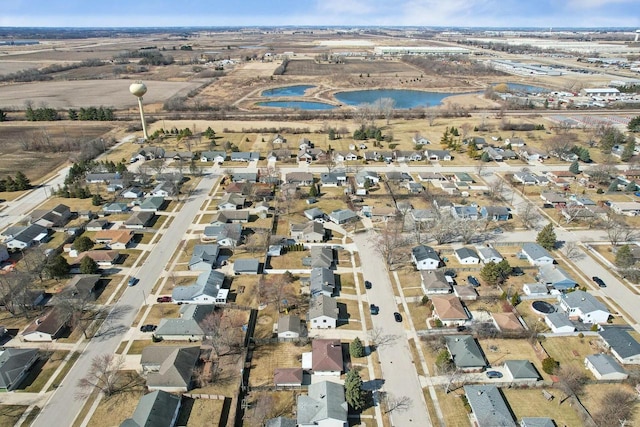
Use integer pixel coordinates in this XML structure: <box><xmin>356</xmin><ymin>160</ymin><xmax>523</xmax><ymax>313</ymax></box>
<box><xmin>353</xmin><ymin>230</ymin><xmax>432</xmax><ymax>426</ymax></box>
<box><xmin>31</xmin><ymin>173</ymin><xmax>217</xmax><ymax>427</ymax></box>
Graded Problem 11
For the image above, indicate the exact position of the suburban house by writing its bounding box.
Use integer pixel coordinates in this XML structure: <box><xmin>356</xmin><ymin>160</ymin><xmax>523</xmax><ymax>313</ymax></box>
<box><xmin>559</xmin><ymin>290</ymin><xmax>610</xmax><ymax>324</ymax></box>
<box><xmin>521</xmin><ymin>243</ymin><xmax>555</xmax><ymax>266</ymax></box>
<box><xmin>273</xmin><ymin>368</ymin><xmax>303</xmax><ymax>388</ymax></box>
<box><xmin>272</xmin><ymin>134</ymin><xmax>286</xmax><ymax>144</ymax></box>
<box><xmin>334</xmin><ymin>151</ymin><xmax>358</xmax><ymax>162</ymax></box>
<box><xmin>277</xmin><ymin>315</ymin><xmax>305</xmax><ymax>339</ymax></box>
<box><xmin>454</xmin><ymin>247</ymin><xmax>480</xmax><ymax>265</ymax></box>
<box><xmin>267</xmin><ymin>149</ymin><xmax>293</xmax><ymax>162</ymax></box>
<box><xmin>431</xmin><ymin>295</ymin><xmax>469</xmax><ymax>326</ymax></box>
<box><xmin>514</xmin><ymin>171</ymin><xmax>541</xmax><ymax>186</ymax></box>
<box><xmin>140</xmin><ymin>346</ymin><xmax>200</xmax><ymax>392</ymax></box>
<box><xmin>231</xmin><ymin>172</ymin><xmax>258</xmax><ymax>183</ymax></box>
<box><xmin>22</xmin><ymin>307</ymin><xmax>70</xmax><ymax>342</ymax></box>
<box><xmin>30</xmin><ymin>204</ymin><xmax>72</xmax><ymax>228</ymax></box>
<box><xmin>328</xmin><ymin>209</ymin><xmax>357</xmax><ymax>225</ymax></box>
<box><xmin>453</xmin><ymin>284</ymin><xmax>478</xmax><ymax>301</ymax></box>
<box><xmin>492</xmin><ymin>312</ymin><xmax>524</xmax><ymax>332</ymax></box>
<box><xmin>124</xmin><ymin>211</ymin><xmax>155</xmax><ymax>229</ymax></box>
<box><xmin>411</xmin><ymin>245</ymin><xmax>440</xmax><ymax>270</ymax></box>
<box><xmin>320</xmin><ymin>172</ymin><xmax>347</xmax><ymax>187</ymax></box>
<box><xmin>445</xmin><ymin>335</ymin><xmax>486</xmax><ymax>371</ymax></box>
<box><xmin>149</xmin><ymin>181</ymin><xmax>176</xmax><ymax>198</ymax></box>
<box><xmin>172</xmin><ymin>270</ymin><xmax>228</xmax><ymax>305</ymax></box>
<box><xmin>451</xmin><ymin>205</ymin><xmax>479</xmax><ymax>221</ymax></box>
<box><xmin>154</xmin><ymin>304</ymin><xmax>215</xmax><ymax>341</ymax></box>
<box><xmin>94</xmin><ymin>229</ymin><xmax>134</xmax><ymax>250</ymax></box>
<box><xmin>218</xmin><ymin>193</ymin><xmax>245</xmax><ymax>210</ymax></box>
<box><xmin>425</xmin><ymin>149</ymin><xmax>452</xmax><ymax>161</ymax></box>
<box><xmin>233</xmin><ymin>258</ymin><xmax>260</xmax><ymax>275</ymax></box>
<box><xmin>585</xmin><ymin>354</ymin><xmax>628</xmax><ymax>380</ymax></box>
<box><xmin>120</xmin><ymin>390</ymin><xmax>181</xmax><ymax>427</ymax></box>
<box><xmin>386</xmin><ymin>171</ymin><xmax>412</xmax><ymax>182</ymax></box>
<box><xmin>286</xmin><ymin>172</ymin><xmax>314</xmax><ymax>186</ymax></box>
<box><xmin>355</xmin><ymin>170</ymin><xmax>380</xmax><ymax>188</ymax></box>
<box><xmin>307</xmin><ymin>295</ymin><xmax>338</xmax><ymax>329</ymax></box>
<box><xmin>0</xmin><ymin>348</ymin><xmax>39</xmax><ymax>391</ymax></box>
<box><xmin>86</xmin><ymin>219</ymin><xmax>110</xmax><ymax>231</ymax></box>
<box><xmin>538</xmin><ymin>265</ymin><xmax>577</xmax><ymax>291</ymax></box>
<box><xmin>395</xmin><ymin>150</ymin><xmax>423</xmax><ymax>162</ymax></box>
<box><xmin>609</xmin><ymin>201</ymin><xmax>640</xmax><ymax>216</ymax></box>
<box><xmin>310</xmin><ymin>267</ymin><xmax>336</xmax><ymax>297</ymax></box>
<box><xmin>297</xmin><ymin>381</ymin><xmax>348</xmax><ymax>427</ymax></box>
<box><xmin>121</xmin><ymin>187</ymin><xmax>144</xmax><ymax>199</ymax></box>
<box><xmin>290</xmin><ymin>221</ymin><xmax>326</xmax><ymax>243</ymax></box>
<box><xmin>599</xmin><ymin>328</ymin><xmax>640</xmax><ymax>364</ymax></box>
<box><xmin>544</xmin><ymin>312</ymin><xmax>576</xmax><ymax>333</ymax></box>
<box><xmin>308</xmin><ymin>246</ymin><xmax>334</xmax><ymax>269</ymax></box>
<box><xmin>420</xmin><ymin>270</ymin><xmax>452</xmax><ymax>294</ymax></box>
<box><xmin>86</xmin><ymin>172</ymin><xmax>121</xmax><ymax>184</ymax></box>
<box><xmin>202</xmin><ymin>224</ymin><xmax>242</xmax><ymax>247</ymax></box>
<box><xmin>410</xmin><ymin>209</ymin><xmax>438</xmax><ymax>223</ymax></box>
<box><xmin>62</xmin><ymin>274</ymin><xmax>102</xmax><ymax>302</ymax></box>
<box><xmin>75</xmin><ymin>250</ymin><xmax>120</xmax><ymax>267</ymax></box>
<box><xmin>304</xmin><ymin>208</ymin><xmax>325</xmax><ymax>221</ymax></box>
<box><xmin>464</xmin><ymin>385</ymin><xmax>516</xmax><ymax>427</ymax></box>
<box><xmin>5</xmin><ymin>224</ymin><xmax>49</xmax><ymax>250</ymax></box>
<box><xmin>477</xmin><ymin>246</ymin><xmax>503</xmax><ymax>264</ymax></box>
<box><xmin>139</xmin><ymin>197</ymin><xmax>166</xmax><ymax>212</ymax></box>
<box><xmin>209</xmin><ymin>211</ymin><xmax>250</xmax><ymax>225</ymax></box>
<box><xmin>308</xmin><ymin>338</ymin><xmax>343</xmax><ymax>375</ymax></box>
<box><xmin>230</xmin><ymin>152</ymin><xmax>260</xmax><ymax>162</ymax></box>
<box><xmin>522</xmin><ymin>283</ymin><xmax>549</xmax><ymax>297</ymax></box>
<box><xmin>503</xmin><ymin>360</ymin><xmax>540</xmax><ymax>382</ymax></box>
<box><xmin>480</xmin><ymin>206</ymin><xmax>510</xmax><ymax>221</ymax></box>
<box><xmin>103</xmin><ymin>202</ymin><xmax>129</xmax><ymax>214</ymax></box>
<box><xmin>200</xmin><ymin>151</ymin><xmax>226</xmax><ymax>163</ymax></box>
<box><xmin>188</xmin><ymin>244</ymin><xmax>220</xmax><ymax>271</ymax></box>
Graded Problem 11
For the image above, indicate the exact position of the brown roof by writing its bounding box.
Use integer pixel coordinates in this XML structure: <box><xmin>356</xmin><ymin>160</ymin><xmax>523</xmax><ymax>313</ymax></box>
<box><xmin>431</xmin><ymin>295</ymin><xmax>468</xmax><ymax>321</ymax></box>
<box><xmin>94</xmin><ymin>229</ymin><xmax>133</xmax><ymax>245</ymax></box>
<box><xmin>312</xmin><ymin>339</ymin><xmax>343</xmax><ymax>373</ymax></box>
<box><xmin>77</xmin><ymin>250</ymin><xmax>120</xmax><ymax>263</ymax></box>
<box><xmin>225</xmin><ymin>182</ymin><xmax>245</xmax><ymax>194</ymax></box>
<box><xmin>492</xmin><ymin>312</ymin><xmax>524</xmax><ymax>331</ymax></box>
<box><xmin>22</xmin><ymin>307</ymin><xmax>69</xmax><ymax>336</ymax></box>
<box><xmin>273</xmin><ymin>368</ymin><xmax>303</xmax><ymax>386</ymax></box>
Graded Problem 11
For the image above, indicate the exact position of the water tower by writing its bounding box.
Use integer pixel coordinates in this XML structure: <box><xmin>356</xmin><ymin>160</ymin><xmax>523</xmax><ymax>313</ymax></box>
<box><xmin>129</xmin><ymin>81</ymin><xmax>149</xmax><ymax>140</ymax></box>
<box><xmin>635</xmin><ymin>29</ymin><xmax>640</xmax><ymax>42</ymax></box>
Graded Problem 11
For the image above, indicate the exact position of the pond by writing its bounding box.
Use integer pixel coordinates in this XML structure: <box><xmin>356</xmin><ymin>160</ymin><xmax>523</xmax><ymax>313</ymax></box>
<box><xmin>257</xmin><ymin>101</ymin><xmax>336</xmax><ymax>110</ymax></box>
<box><xmin>334</xmin><ymin>89</ymin><xmax>457</xmax><ymax>109</ymax></box>
<box><xmin>504</xmin><ymin>83</ymin><xmax>550</xmax><ymax>94</ymax></box>
<box><xmin>261</xmin><ymin>85</ymin><xmax>315</xmax><ymax>97</ymax></box>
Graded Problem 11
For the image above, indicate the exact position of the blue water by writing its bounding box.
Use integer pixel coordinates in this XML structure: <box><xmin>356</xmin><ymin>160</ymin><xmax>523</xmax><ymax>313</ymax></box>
<box><xmin>334</xmin><ymin>89</ymin><xmax>454</xmax><ymax>109</ymax></box>
<box><xmin>257</xmin><ymin>101</ymin><xmax>336</xmax><ymax>110</ymax></box>
<box><xmin>505</xmin><ymin>83</ymin><xmax>550</xmax><ymax>94</ymax></box>
<box><xmin>262</xmin><ymin>85</ymin><xmax>315</xmax><ymax>97</ymax></box>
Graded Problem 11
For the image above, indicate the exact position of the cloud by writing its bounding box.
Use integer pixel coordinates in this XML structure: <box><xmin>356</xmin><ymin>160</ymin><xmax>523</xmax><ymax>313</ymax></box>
<box><xmin>315</xmin><ymin>0</ymin><xmax>377</xmax><ymax>15</ymax></box>
<box><xmin>567</xmin><ymin>0</ymin><xmax>637</xmax><ymax>8</ymax></box>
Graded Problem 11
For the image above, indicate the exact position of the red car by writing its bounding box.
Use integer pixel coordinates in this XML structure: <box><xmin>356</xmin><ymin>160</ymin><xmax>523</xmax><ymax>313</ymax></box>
<box><xmin>156</xmin><ymin>296</ymin><xmax>172</xmax><ymax>303</ymax></box>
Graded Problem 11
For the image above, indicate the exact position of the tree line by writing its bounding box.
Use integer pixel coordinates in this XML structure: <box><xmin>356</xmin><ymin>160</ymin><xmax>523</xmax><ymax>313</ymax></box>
<box><xmin>68</xmin><ymin>107</ymin><xmax>114</xmax><ymax>121</ymax></box>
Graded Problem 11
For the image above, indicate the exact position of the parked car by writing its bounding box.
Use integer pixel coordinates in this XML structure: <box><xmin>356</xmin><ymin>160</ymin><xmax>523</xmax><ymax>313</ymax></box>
<box><xmin>128</xmin><ymin>277</ymin><xmax>139</xmax><ymax>287</ymax></box>
<box><xmin>365</xmin><ymin>280</ymin><xmax>372</xmax><ymax>289</ymax></box>
<box><xmin>511</xmin><ymin>267</ymin><xmax>525</xmax><ymax>276</ymax></box>
<box><xmin>393</xmin><ymin>312</ymin><xmax>403</xmax><ymax>322</ymax></box>
<box><xmin>467</xmin><ymin>276</ymin><xmax>480</xmax><ymax>287</ymax></box>
<box><xmin>370</xmin><ymin>304</ymin><xmax>379</xmax><ymax>315</ymax></box>
<box><xmin>140</xmin><ymin>324</ymin><xmax>156</xmax><ymax>332</ymax></box>
<box><xmin>156</xmin><ymin>296</ymin><xmax>172</xmax><ymax>303</ymax></box>
<box><xmin>444</xmin><ymin>270</ymin><xmax>457</xmax><ymax>278</ymax></box>
<box><xmin>592</xmin><ymin>276</ymin><xmax>606</xmax><ymax>287</ymax></box>
<box><xmin>485</xmin><ymin>370</ymin><xmax>503</xmax><ymax>379</ymax></box>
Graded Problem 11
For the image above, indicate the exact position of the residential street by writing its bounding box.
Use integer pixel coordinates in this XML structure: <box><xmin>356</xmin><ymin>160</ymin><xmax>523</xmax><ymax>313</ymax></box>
<box><xmin>31</xmin><ymin>173</ymin><xmax>218</xmax><ymax>427</ymax></box>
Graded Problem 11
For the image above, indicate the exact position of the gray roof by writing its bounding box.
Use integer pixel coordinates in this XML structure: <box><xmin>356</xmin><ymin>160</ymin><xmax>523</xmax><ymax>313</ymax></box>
<box><xmin>520</xmin><ymin>418</ymin><xmax>555</xmax><ymax>427</ymax></box>
<box><xmin>445</xmin><ymin>335</ymin><xmax>486</xmax><ymax>368</ymax></box>
<box><xmin>139</xmin><ymin>197</ymin><xmax>165</xmax><ymax>211</ymax></box>
<box><xmin>538</xmin><ymin>265</ymin><xmax>576</xmax><ymax>288</ymax></box>
<box><xmin>189</xmin><ymin>245</ymin><xmax>220</xmax><ymax>269</ymax></box>
<box><xmin>203</xmin><ymin>224</ymin><xmax>242</xmax><ymax>241</ymax></box>
<box><xmin>585</xmin><ymin>353</ymin><xmax>627</xmax><ymax>376</ymax></box>
<box><xmin>141</xmin><ymin>346</ymin><xmax>200</xmax><ymax>390</ymax></box>
<box><xmin>12</xmin><ymin>224</ymin><xmax>48</xmax><ymax>244</ymax></box>
<box><xmin>172</xmin><ymin>270</ymin><xmax>225</xmax><ymax>301</ymax></box>
<box><xmin>155</xmin><ymin>304</ymin><xmax>215</xmax><ymax>337</ymax></box>
<box><xmin>265</xmin><ymin>417</ymin><xmax>296</xmax><ymax>427</ymax></box>
<box><xmin>201</xmin><ymin>150</ymin><xmax>226</xmax><ymax>160</ymax></box>
<box><xmin>329</xmin><ymin>208</ymin><xmax>357</xmax><ymax>222</ymax></box>
<box><xmin>412</xmin><ymin>245</ymin><xmax>439</xmax><ymax>262</ymax></box>
<box><xmin>310</xmin><ymin>246</ymin><xmax>334</xmax><ymax>269</ymax></box>
<box><xmin>124</xmin><ymin>211</ymin><xmax>155</xmax><ymax>227</ymax></box>
<box><xmin>482</xmin><ymin>206</ymin><xmax>510</xmax><ymax>217</ymax></box>
<box><xmin>561</xmin><ymin>290</ymin><xmax>609</xmax><ymax>315</ymax></box>
<box><xmin>304</xmin><ymin>208</ymin><xmax>325</xmax><ymax>219</ymax></box>
<box><xmin>231</xmin><ymin>172</ymin><xmax>258</xmax><ymax>182</ymax></box>
<box><xmin>120</xmin><ymin>390</ymin><xmax>181</xmax><ymax>427</ymax></box>
<box><xmin>297</xmin><ymin>381</ymin><xmax>348</xmax><ymax>425</ymax></box>
<box><xmin>521</xmin><ymin>243</ymin><xmax>553</xmax><ymax>261</ymax></box>
<box><xmin>278</xmin><ymin>315</ymin><xmax>302</xmax><ymax>335</ymax></box>
<box><xmin>420</xmin><ymin>270</ymin><xmax>451</xmax><ymax>291</ymax></box>
<box><xmin>545</xmin><ymin>312</ymin><xmax>574</xmax><ymax>330</ymax></box>
<box><xmin>308</xmin><ymin>295</ymin><xmax>338</xmax><ymax>320</ymax></box>
<box><xmin>230</xmin><ymin>152</ymin><xmax>260</xmax><ymax>161</ymax></box>
<box><xmin>464</xmin><ymin>385</ymin><xmax>515</xmax><ymax>427</ymax></box>
<box><xmin>600</xmin><ymin>328</ymin><xmax>640</xmax><ymax>359</ymax></box>
<box><xmin>477</xmin><ymin>247</ymin><xmax>503</xmax><ymax>261</ymax></box>
<box><xmin>455</xmin><ymin>247</ymin><xmax>479</xmax><ymax>260</ymax></box>
<box><xmin>503</xmin><ymin>360</ymin><xmax>540</xmax><ymax>380</ymax></box>
<box><xmin>0</xmin><ymin>348</ymin><xmax>38</xmax><ymax>390</ymax></box>
<box><xmin>233</xmin><ymin>258</ymin><xmax>260</xmax><ymax>274</ymax></box>
<box><xmin>310</xmin><ymin>267</ymin><xmax>336</xmax><ymax>296</ymax></box>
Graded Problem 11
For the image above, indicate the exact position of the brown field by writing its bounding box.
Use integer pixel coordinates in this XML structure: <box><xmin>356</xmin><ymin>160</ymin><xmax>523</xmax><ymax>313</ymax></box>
<box><xmin>249</xmin><ymin>342</ymin><xmax>311</xmax><ymax>387</ymax></box>
<box><xmin>502</xmin><ymin>388</ymin><xmax>583</xmax><ymax>426</ymax></box>
<box><xmin>283</xmin><ymin>58</ymin><xmax>418</xmax><ymax>76</ymax></box>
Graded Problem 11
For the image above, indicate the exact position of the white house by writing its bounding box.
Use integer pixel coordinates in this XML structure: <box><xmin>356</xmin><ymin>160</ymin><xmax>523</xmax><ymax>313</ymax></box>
<box><xmin>585</xmin><ymin>354</ymin><xmax>628</xmax><ymax>380</ymax></box>
<box><xmin>544</xmin><ymin>312</ymin><xmax>575</xmax><ymax>334</ymax></box>
<box><xmin>600</xmin><ymin>328</ymin><xmax>640</xmax><ymax>364</ymax></box>
<box><xmin>454</xmin><ymin>247</ymin><xmax>480</xmax><ymax>265</ymax></box>
<box><xmin>521</xmin><ymin>243</ymin><xmax>555</xmax><ymax>266</ymax></box>
<box><xmin>477</xmin><ymin>246</ymin><xmax>503</xmax><ymax>264</ymax></box>
<box><xmin>307</xmin><ymin>295</ymin><xmax>338</xmax><ymax>329</ymax></box>
<box><xmin>411</xmin><ymin>245</ymin><xmax>440</xmax><ymax>270</ymax></box>
<box><xmin>559</xmin><ymin>290</ymin><xmax>610</xmax><ymax>324</ymax></box>
<box><xmin>171</xmin><ymin>270</ymin><xmax>228</xmax><ymax>305</ymax></box>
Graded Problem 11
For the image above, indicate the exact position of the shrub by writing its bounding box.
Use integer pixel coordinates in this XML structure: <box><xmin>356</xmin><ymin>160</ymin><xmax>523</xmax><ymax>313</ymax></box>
<box><xmin>542</xmin><ymin>357</ymin><xmax>558</xmax><ymax>374</ymax></box>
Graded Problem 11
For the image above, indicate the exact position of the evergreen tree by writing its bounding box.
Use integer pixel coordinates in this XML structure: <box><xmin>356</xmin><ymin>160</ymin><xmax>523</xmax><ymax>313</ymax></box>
<box><xmin>80</xmin><ymin>257</ymin><xmax>99</xmax><ymax>274</ymax></box>
<box><xmin>628</xmin><ymin>115</ymin><xmax>640</xmax><ymax>132</ymax></box>
<box><xmin>608</xmin><ymin>180</ymin><xmax>619</xmax><ymax>192</ymax></box>
<box><xmin>0</xmin><ymin>109</ymin><xmax>6</xmax><ymax>122</ymax></box>
<box><xmin>536</xmin><ymin>223</ymin><xmax>557</xmax><ymax>251</ymax></box>
<box><xmin>621</xmin><ymin>135</ymin><xmax>636</xmax><ymax>162</ymax></box>
<box><xmin>328</xmin><ymin>128</ymin><xmax>336</xmax><ymax>140</ymax></box>
<box><xmin>344</xmin><ymin>370</ymin><xmax>367</xmax><ymax>411</ymax></box>
<box><xmin>615</xmin><ymin>244</ymin><xmax>635</xmax><ymax>269</ymax></box>
<box><xmin>467</xmin><ymin>142</ymin><xmax>479</xmax><ymax>159</ymax></box>
<box><xmin>5</xmin><ymin>176</ymin><xmax>16</xmax><ymax>192</ymax></box>
<box><xmin>45</xmin><ymin>254</ymin><xmax>70</xmax><ymax>280</ymax></box>
<box><xmin>14</xmin><ymin>171</ymin><xmax>30</xmax><ymax>190</ymax></box>
<box><xmin>625</xmin><ymin>180</ymin><xmax>637</xmax><ymax>192</ymax></box>
<box><xmin>569</xmin><ymin>160</ymin><xmax>580</xmax><ymax>175</ymax></box>
<box><xmin>73</xmin><ymin>236</ymin><xmax>95</xmax><ymax>253</ymax></box>
<box><xmin>349</xmin><ymin>337</ymin><xmax>364</xmax><ymax>358</ymax></box>
<box><xmin>68</xmin><ymin>109</ymin><xmax>78</xmax><ymax>120</ymax></box>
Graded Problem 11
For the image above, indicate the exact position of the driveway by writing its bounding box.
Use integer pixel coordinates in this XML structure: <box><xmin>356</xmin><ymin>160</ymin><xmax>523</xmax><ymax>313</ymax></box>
<box><xmin>353</xmin><ymin>230</ymin><xmax>432</xmax><ymax>426</ymax></box>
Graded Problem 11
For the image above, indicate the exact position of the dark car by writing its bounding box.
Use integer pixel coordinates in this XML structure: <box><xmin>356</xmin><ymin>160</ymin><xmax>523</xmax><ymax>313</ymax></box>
<box><xmin>140</xmin><ymin>324</ymin><xmax>156</xmax><ymax>332</ymax></box>
<box><xmin>485</xmin><ymin>370</ymin><xmax>503</xmax><ymax>379</ymax></box>
<box><xmin>444</xmin><ymin>270</ymin><xmax>457</xmax><ymax>278</ymax></box>
<box><xmin>511</xmin><ymin>267</ymin><xmax>525</xmax><ymax>277</ymax></box>
<box><xmin>156</xmin><ymin>296</ymin><xmax>172</xmax><ymax>303</ymax></box>
<box><xmin>467</xmin><ymin>275</ymin><xmax>480</xmax><ymax>287</ymax></box>
<box><xmin>592</xmin><ymin>276</ymin><xmax>606</xmax><ymax>287</ymax></box>
<box><xmin>370</xmin><ymin>304</ymin><xmax>379</xmax><ymax>315</ymax></box>
<box><xmin>394</xmin><ymin>312</ymin><xmax>403</xmax><ymax>322</ymax></box>
<box><xmin>365</xmin><ymin>280</ymin><xmax>372</xmax><ymax>289</ymax></box>
<box><xmin>127</xmin><ymin>277</ymin><xmax>139</xmax><ymax>287</ymax></box>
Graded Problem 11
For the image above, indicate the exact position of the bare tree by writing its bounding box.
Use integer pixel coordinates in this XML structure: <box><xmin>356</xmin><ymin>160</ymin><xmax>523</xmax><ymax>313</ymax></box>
<box><xmin>372</xmin><ymin>219</ymin><xmax>411</xmax><ymax>269</ymax></box>
<box><xmin>562</xmin><ymin>242</ymin><xmax>583</xmax><ymax>261</ymax></box>
<box><xmin>592</xmin><ymin>389</ymin><xmax>638</xmax><ymax>427</ymax></box>
<box><xmin>487</xmin><ymin>178</ymin><xmax>505</xmax><ymax>202</ymax></box>
<box><xmin>76</xmin><ymin>354</ymin><xmax>125</xmax><ymax>399</ymax></box>
<box><xmin>20</xmin><ymin>247</ymin><xmax>48</xmax><ymax>283</ymax></box>
<box><xmin>429</xmin><ymin>213</ymin><xmax>457</xmax><ymax>244</ymax></box>
<box><xmin>518</xmin><ymin>202</ymin><xmax>541</xmax><ymax>230</ymax></box>
<box><xmin>380</xmin><ymin>392</ymin><xmax>413</xmax><ymax>414</ymax></box>
<box><xmin>146</xmin><ymin>159</ymin><xmax>166</xmax><ymax>175</ymax></box>
<box><xmin>554</xmin><ymin>364</ymin><xmax>587</xmax><ymax>403</ymax></box>
<box><xmin>200</xmin><ymin>310</ymin><xmax>245</xmax><ymax>359</ymax></box>
<box><xmin>245</xmin><ymin>391</ymin><xmax>276</xmax><ymax>426</ymax></box>
<box><xmin>458</xmin><ymin>219</ymin><xmax>483</xmax><ymax>244</ymax></box>
<box><xmin>258</xmin><ymin>273</ymin><xmax>297</xmax><ymax>313</ymax></box>
<box><xmin>368</xmin><ymin>327</ymin><xmax>400</xmax><ymax>348</ymax></box>
<box><xmin>375</xmin><ymin>97</ymin><xmax>396</xmax><ymax>125</ymax></box>
<box><xmin>0</xmin><ymin>271</ymin><xmax>37</xmax><ymax>317</ymax></box>
<box><xmin>460</xmin><ymin>123</ymin><xmax>472</xmax><ymax>141</ymax></box>
<box><xmin>425</xmin><ymin>108</ymin><xmax>437</xmax><ymax>127</ymax></box>
<box><xmin>604</xmin><ymin>217</ymin><xmax>633</xmax><ymax>247</ymax></box>
<box><xmin>560</xmin><ymin>204</ymin><xmax>585</xmax><ymax>224</ymax></box>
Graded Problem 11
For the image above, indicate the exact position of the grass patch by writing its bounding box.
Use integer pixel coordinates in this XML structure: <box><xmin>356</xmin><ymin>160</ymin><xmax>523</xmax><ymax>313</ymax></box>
<box><xmin>249</xmin><ymin>342</ymin><xmax>311</xmax><ymax>387</ymax></box>
<box><xmin>502</xmin><ymin>387</ymin><xmax>583</xmax><ymax>426</ymax></box>
<box><xmin>479</xmin><ymin>338</ymin><xmax>547</xmax><ymax>376</ymax></box>
<box><xmin>435</xmin><ymin>388</ymin><xmax>470</xmax><ymax>427</ymax></box>
<box><xmin>407</xmin><ymin>338</ymin><xmax>424</xmax><ymax>376</ymax></box>
<box><xmin>19</xmin><ymin>350</ymin><xmax>68</xmax><ymax>393</ymax></box>
<box><xmin>134</xmin><ymin>303</ymin><xmax>181</xmax><ymax>326</ymax></box>
<box><xmin>407</xmin><ymin>301</ymin><xmax>431</xmax><ymax>331</ymax></box>
<box><xmin>179</xmin><ymin>397</ymin><xmax>225</xmax><ymax>426</ymax></box>
<box><xmin>47</xmin><ymin>351</ymin><xmax>80</xmax><ymax>391</ymax></box>
<box><xmin>0</xmin><ymin>405</ymin><xmax>28</xmax><ymax>426</ymax></box>
<box><xmin>540</xmin><ymin>336</ymin><xmax>598</xmax><ymax>371</ymax></box>
<box><xmin>267</xmin><ymin>251</ymin><xmax>308</xmax><ymax>270</ymax></box>
<box><xmin>86</xmin><ymin>372</ymin><xmax>146</xmax><ymax>427</ymax></box>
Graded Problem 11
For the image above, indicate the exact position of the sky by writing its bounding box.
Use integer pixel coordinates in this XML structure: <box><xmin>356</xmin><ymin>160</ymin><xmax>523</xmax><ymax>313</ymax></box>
<box><xmin>1</xmin><ymin>0</ymin><xmax>640</xmax><ymax>28</ymax></box>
